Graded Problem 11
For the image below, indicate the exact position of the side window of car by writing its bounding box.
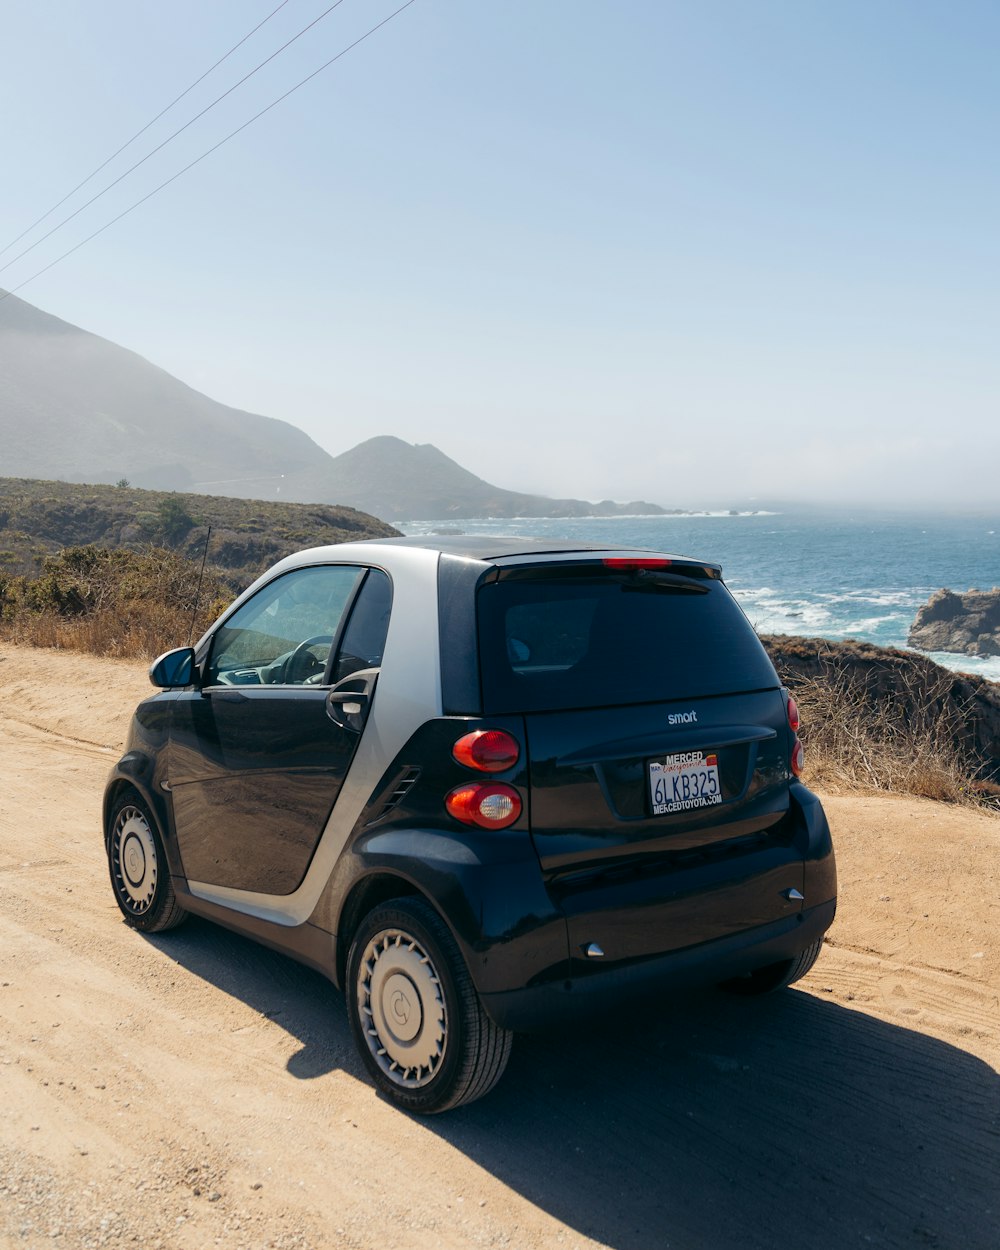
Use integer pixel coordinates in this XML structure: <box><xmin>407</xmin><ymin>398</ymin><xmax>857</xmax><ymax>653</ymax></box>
<box><xmin>332</xmin><ymin>568</ymin><xmax>392</xmax><ymax>683</ymax></box>
<box><xmin>207</xmin><ymin>565</ymin><xmax>364</xmax><ymax>687</ymax></box>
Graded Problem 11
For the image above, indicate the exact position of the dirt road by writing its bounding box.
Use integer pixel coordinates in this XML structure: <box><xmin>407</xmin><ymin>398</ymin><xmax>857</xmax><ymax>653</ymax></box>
<box><xmin>1</xmin><ymin>644</ymin><xmax>997</xmax><ymax>1249</ymax></box>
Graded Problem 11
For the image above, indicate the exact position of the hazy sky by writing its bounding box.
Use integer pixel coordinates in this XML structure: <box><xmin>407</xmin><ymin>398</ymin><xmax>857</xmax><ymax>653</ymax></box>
<box><xmin>2</xmin><ymin>1</ymin><xmax>998</xmax><ymax>509</ymax></box>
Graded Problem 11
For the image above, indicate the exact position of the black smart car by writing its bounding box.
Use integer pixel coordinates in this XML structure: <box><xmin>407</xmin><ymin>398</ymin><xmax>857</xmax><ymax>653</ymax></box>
<box><xmin>104</xmin><ymin>537</ymin><xmax>836</xmax><ymax>1113</ymax></box>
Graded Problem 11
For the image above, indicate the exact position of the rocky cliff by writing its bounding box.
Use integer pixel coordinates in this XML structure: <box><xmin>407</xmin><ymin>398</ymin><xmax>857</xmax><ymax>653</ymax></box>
<box><xmin>908</xmin><ymin>588</ymin><xmax>1000</xmax><ymax>658</ymax></box>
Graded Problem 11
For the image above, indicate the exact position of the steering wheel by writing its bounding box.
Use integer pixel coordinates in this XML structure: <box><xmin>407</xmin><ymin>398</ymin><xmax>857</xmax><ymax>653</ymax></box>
<box><xmin>283</xmin><ymin>634</ymin><xmax>333</xmax><ymax>685</ymax></box>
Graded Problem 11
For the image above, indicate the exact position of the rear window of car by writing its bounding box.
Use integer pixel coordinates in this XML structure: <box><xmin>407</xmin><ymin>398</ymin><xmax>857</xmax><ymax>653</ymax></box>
<box><xmin>477</xmin><ymin>565</ymin><xmax>778</xmax><ymax>712</ymax></box>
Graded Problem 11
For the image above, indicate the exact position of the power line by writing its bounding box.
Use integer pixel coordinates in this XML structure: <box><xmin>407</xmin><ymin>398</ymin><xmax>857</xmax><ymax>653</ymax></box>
<box><xmin>0</xmin><ymin>0</ymin><xmax>293</xmax><ymax>259</ymax></box>
<box><xmin>0</xmin><ymin>0</ymin><xmax>418</xmax><ymax>305</ymax></box>
<box><xmin>0</xmin><ymin>0</ymin><xmax>350</xmax><ymax>278</ymax></box>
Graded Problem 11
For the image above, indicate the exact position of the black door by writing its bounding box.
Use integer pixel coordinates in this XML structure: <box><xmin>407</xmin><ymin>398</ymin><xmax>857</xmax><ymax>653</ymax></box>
<box><xmin>166</xmin><ymin>564</ymin><xmax>391</xmax><ymax>894</ymax></box>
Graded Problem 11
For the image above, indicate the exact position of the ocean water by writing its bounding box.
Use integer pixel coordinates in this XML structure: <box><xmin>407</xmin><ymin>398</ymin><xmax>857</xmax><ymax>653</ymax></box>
<box><xmin>399</xmin><ymin>507</ymin><xmax>1000</xmax><ymax>683</ymax></box>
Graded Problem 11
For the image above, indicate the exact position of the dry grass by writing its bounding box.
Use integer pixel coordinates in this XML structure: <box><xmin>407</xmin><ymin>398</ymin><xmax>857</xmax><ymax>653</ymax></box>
<box><xmin>778</xmin><ymin>656</ymin><xmax>997</xmax><ymax>806</ymax></box>
<box><xmin>0</xmin><ymin>545</ymin><xmax>231</xmax><ymax>660</ymax></box>
<box><xmin>2</xmin><ymin>602</ymin><xmax>212</xmax><ymax>660</ymax></box>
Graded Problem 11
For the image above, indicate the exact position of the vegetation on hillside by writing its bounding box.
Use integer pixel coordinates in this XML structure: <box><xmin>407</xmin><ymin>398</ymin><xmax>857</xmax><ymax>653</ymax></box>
<box><xmin>0</xmin><ymin>546</ymin><xmax>235</xmax><ymax>657</ymax></box>
<box><xmin>0</xmin><ymin>477</ymin><xmax>399</xmax><ymax>585</ymax></box>
<box><xmin>764</xmin><ymin>635</ymin><xmax>1000</xmax><ymax>806</ymax></box>
<box><xmin>0</xmin><ymin>478</ymin><xmax>400</xmax><ymax>660</ymax></box>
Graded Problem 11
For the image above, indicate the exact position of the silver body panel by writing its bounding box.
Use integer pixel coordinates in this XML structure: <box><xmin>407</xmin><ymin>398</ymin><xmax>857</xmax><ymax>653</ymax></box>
<box><xmin>185</xmin><ymin>542</ymin><xmax>443</xmax><ymax>926</ymax></box>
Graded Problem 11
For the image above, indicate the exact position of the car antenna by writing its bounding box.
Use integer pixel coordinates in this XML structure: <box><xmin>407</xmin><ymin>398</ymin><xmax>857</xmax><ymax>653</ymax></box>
<box><xmin>188</xmin><ymin>524</ymin><xmax>213</xmax><ymax>646</ymax></box>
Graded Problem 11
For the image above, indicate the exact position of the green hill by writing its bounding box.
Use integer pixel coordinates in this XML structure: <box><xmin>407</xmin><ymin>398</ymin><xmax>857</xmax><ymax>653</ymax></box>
<box><xmin>0</xmin><ymin>477</ymin><xmax>398</xmax><ymax>587</ymax></box>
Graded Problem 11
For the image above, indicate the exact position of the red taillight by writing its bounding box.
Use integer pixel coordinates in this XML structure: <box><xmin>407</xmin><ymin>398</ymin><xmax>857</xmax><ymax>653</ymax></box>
<box><xmin>452</xmin><ymin>729</ymin><xmax>520</xmax><ymax>772</ymax></box>
<box><xmin>445</xmin><ymin>783</ymin><xmax>522</xmax><ymax>830</ymax></box>
<box><xmin>602</xmin><ymin>557</ymin><xmax>672</xmax><ymax>569</ymax></box>
<box><xmin>787</xmin><ymin>694</ymin><xmax>803</xmax><ymax>775</ymax></box>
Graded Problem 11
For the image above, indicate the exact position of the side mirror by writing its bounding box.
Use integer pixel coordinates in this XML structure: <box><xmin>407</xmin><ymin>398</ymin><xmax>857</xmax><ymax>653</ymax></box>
<box><xmin>150</xmin><ymin>647</ymin><xmax>196</xmax><ymax>688</ymax></box>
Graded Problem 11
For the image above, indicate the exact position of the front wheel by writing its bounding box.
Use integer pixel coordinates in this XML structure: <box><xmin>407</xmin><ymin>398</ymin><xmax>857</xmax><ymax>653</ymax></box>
<box><xmin>346</xmin><ymin>897</ymin><xmax>512</xmax><ymax>1114</ymax></box>
<box><xmin>106</xmin><ymin>791</ymin><xmax>188</xmax><ymax>933</ymax></box>
<box><xmin>720</xmin><ymin>938</ymin><xmax>825</xmax><ymax>996</ymax></box>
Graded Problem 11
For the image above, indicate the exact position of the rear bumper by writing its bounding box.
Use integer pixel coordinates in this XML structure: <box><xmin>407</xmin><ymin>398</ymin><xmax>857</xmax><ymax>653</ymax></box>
<box><xmin>481</xmin><ymin>896</ymin><xmax>836</xmax><ymax>1031</ymax></box>
<box><xmin>480</xmin><ymin>781</ymin><xmax>836</xmax><ymax>1031</ymax></box>
<box><xmin>340</xmin><ymin>782</ymin><xmax>836</xmax><ymax>1032</ymax></box>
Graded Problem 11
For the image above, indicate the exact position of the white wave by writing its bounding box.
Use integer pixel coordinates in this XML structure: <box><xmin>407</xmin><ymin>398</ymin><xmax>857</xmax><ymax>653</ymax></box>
<box><xmin>919</xmin><ymin>650</ymin><xmax>1000</xmax><ymax>683</ymax></box>
<box><xmin>399</xmin><ymin>511</ymin><xmax>780</xmax><ymax>529</ymax></box>
<box><xmin>640</xmin><ymin>510</ymin><xmax>780</xmax><ymax>519</ymax></box>
<box><xmin>736</xmin><ymin>598</ymin><xmax>833</xmax><ymax>633</ymax></box>
<box><xmin>828</xmin><ymin>615</ymin><xmax>907</xmax><ymax>634</ymax></box>
<box><xmin>817</xmin><ymin>590</ymin><xmax>920</xmax><ymax>607</ymax></box>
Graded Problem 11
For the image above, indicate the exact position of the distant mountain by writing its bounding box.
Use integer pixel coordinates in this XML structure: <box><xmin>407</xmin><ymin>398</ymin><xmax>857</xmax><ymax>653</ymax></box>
<box><xmin>320</xmin><ymin>436</ymin><xmax>667</xmax><ymax>521</ymax></box>
<box><xmin>0</xmin><ymin>289</ymin><xmax>340</xmax><ymax>500</ymax></box>
<box><xmin>0</xmin><ymin>291</ymin><xmax>667</xmax><ymax>519</ymax></box>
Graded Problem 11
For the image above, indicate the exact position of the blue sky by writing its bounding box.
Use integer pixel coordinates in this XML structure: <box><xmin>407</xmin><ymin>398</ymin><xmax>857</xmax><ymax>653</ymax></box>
<box><xmin>2</xmin><ymin>1</ymin><xmax>998</xmax><ymax>508</ymax></box>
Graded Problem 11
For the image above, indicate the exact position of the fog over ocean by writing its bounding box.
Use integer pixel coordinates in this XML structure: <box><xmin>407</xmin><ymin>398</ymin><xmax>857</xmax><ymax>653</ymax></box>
<box><xmin>400</xmin><ymin>507</ymin><xmax>1000</xmax><ymax>682</ymax></box>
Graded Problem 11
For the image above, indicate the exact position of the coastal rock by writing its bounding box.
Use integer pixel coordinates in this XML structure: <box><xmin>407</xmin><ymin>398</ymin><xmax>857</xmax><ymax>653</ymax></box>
<box><xmin>908</xmin><ymin>588</ymin><xmax>1000</xmax><ymax>658</ymax></box>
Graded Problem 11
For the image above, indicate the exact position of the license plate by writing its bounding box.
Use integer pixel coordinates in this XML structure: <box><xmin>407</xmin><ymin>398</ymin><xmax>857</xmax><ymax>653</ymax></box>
<box><xmin>649</xmin><ymin>752</ymin><xmax>722</xmax><ymax>815</ymax></box>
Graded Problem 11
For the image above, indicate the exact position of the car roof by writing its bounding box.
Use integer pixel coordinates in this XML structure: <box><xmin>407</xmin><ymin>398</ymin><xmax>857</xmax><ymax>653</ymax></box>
<box><xmin>266</xmin><ymin>535</ymin><xmax>722</xmax><ymax>581</ymax></box>
<box><xmin>359</xmin><ymin>535</ymin><xmax>622</xmax><ymax>560</ymax></box>
<box><xmin>359</xmin><ymin>535</ymin><xmax>722</xmax><ymax>572</ymax></box>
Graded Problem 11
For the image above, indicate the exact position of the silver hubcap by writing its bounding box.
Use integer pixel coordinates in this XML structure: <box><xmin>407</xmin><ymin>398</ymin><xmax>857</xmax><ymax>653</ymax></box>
<box><xmin>112</xmin><ymin>807</ymin><xmax>158</xmax><ymax>914</ymax></box>
<box><xmin>357</xmin><ymin>929</ymin><xmax>446</xmax><ymax>1088</ymax></box>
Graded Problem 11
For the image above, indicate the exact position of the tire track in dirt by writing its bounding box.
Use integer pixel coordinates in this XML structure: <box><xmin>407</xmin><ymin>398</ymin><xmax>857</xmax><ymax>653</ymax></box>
<box><xmin>1</xmin><ymin>715</ymin><xmax>120</xmax><ymax>755</ymax></box>
<box><xmin>816</xmin><ymin>944</ymin><xmax>999</xmax><ymax>1045</ymax></box>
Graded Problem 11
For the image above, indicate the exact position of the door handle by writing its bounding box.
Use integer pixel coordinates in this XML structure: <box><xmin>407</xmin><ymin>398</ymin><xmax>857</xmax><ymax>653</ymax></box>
<box><xmin>325</xmin><ymin>667</ymin><xmax>379</xmax><ymax>732</ymax></box>
<box><xmin>326</xmin><ymin>690</ymin><xmax>369</xmax><ymax>732</ymax></box>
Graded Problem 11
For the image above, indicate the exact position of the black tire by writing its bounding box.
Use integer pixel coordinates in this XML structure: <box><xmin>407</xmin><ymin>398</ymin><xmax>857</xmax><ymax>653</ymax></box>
<box><xmin>720</xmin><ymin>938</ymin><xmax>825</xmax><ymax>996</ymax></box>
<box><xmin>106</xmin><ymin>791</ymin><xmax>188</xmax><ymax>933</ymax></box>
<box><xmin>346</xmin><ymin>897</ymin><xmax>512</xmax><ymax>1114</ymax></box>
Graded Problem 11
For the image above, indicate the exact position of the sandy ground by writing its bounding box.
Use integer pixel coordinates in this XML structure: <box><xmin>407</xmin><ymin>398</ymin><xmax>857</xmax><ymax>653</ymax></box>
<box><xmin>1</xmin><ymin>642</ymin><xmax>997</xmax><ymax>1250</ymax></box>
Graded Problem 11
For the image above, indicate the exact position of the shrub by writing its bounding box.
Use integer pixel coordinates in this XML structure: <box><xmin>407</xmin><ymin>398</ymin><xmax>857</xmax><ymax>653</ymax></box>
<box><xmin>765</xmin><ymin>641</ymin><xmax>998</xmax><ymax>806</ymax></box>
<box><xmin>0</xmin><ymin>545</ymin><xmax>234</xmax><ymax>659</ymax></box>
<box><xmin>156</xmin><ymin>497</ymin><xmax>196</xmax><ymax>543</ymax></box>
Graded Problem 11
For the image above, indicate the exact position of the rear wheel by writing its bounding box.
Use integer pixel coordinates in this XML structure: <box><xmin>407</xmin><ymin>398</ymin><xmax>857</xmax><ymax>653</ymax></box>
<box><xmin>720</xmin><ymin>938</ymin><xmax>824</xmax><ymax>996</ymax></box>
<box><xmin>107</xmin><ymin>791</ymin><xmax>188</xmax><ymax>933</ymax></box>
<box><xmin>346</xmin><ymin>897</ymin><xmax>512</xmax><ymax>1114</ymax></box>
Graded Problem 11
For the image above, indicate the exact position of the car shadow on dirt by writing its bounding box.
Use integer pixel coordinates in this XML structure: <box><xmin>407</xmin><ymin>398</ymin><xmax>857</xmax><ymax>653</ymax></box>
<box><xmin>148</xmin><ymin>920</ymin><xmax>998</xmax><ymax>1250</ymax></box>
<box><xmin>143</xmin><ymin>916</ymin><xmax>360</xmax><ymax>1077</ymax></box>
<box><xmin>442</xmin><ymin>989</ymin><xmax>999</xmax><ymax>1250</ymax></box>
